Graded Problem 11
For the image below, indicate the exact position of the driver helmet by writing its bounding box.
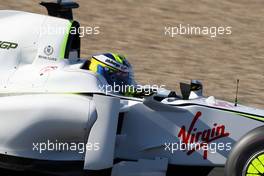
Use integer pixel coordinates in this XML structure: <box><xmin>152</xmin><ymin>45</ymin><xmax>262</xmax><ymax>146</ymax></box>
<box><xmin>89</xmin><ymin>53</ymin><xmax>134</xmax><ymax>90</ymax></box>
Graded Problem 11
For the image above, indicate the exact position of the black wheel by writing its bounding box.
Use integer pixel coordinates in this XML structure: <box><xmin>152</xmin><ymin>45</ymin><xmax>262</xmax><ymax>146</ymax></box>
<box><xmin>225</xmin><ymin>126</ymin><xmax>264</xmax><ymax>176</ymax></box>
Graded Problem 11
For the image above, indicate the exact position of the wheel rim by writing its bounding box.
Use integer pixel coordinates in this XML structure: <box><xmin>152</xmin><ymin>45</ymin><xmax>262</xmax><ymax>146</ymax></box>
<box><xmin>243</xmin><ymin>150</ymin><xmax>264</xmax><ymax>176</ymax></box>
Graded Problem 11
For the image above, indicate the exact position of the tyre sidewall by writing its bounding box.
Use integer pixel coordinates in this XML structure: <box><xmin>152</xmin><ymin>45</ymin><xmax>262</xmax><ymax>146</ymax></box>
<box><xmin>225</xmin><ymin>126</ymin><xmax>264</xmax><ymax>176</ymax></box>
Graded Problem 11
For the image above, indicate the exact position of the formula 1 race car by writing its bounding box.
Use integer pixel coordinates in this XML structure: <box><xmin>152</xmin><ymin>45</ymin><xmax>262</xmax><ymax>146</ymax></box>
<box><xmin>0</xmin><ymin>1</ymin><xmax>263</xmax><ymax>176</ymax></box>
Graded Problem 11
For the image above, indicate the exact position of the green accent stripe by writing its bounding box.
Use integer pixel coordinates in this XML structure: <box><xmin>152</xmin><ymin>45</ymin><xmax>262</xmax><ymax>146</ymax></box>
<box><xmin>60</xmin><ymin>20</ymin><xmax>73</xmax><ymax>59</ymax></box>
<box><xmin>221</xmin><ymin>108</ymin><xmax>264</xmax><ymax>122</ymax></box>
<box><xmin>171</xmin><ymin>103</ymin><xmax>264</xmax><ymax>123</ymax></box>
<box><xmin>112</xmin><ymin>53</ymin><xmax>123</xmax><ymax>64</ymax></box>
<box><xmin>234</xmin><ymin>112</ymin><xmax>264</xmax><ymax>122</ymax></box>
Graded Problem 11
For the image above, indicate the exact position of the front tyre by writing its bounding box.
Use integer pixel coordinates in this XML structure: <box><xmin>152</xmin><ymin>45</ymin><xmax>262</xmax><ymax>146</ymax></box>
<box><xmin>225</xmin><ymin>126</ymin><xmax>264</xmax><ymax>176</ymax></box>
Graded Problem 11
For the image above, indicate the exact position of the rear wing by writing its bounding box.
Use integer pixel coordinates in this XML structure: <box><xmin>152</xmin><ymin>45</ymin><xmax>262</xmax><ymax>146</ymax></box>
<box><xmin>40</xmin><ymin>0</ymin><xmax>79</xmax><ymax>20</ymax></box>
<box><xmin>40</xmin><ymin>0</ymin><xmax>81</xmax><ymax>58</ymax></box>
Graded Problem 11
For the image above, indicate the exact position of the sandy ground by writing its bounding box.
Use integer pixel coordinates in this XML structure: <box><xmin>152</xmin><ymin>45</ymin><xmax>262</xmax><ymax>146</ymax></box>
<box><xmin>0</xmin><ymin>0</ymin><xmax>263</xmax><ymax>175</ymax></box>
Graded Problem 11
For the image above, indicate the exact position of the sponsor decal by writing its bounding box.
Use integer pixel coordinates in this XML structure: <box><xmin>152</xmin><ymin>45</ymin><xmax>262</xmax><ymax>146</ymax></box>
<box><xmin>38</xmin><ymin>45</ymin><xmax>57</xmax><ymax>61</ymax></box>
<box><xmin>93</xmin><ymin>55</ymin><xmax>129</xmax><ymax>72</ymax></box>
<box><xmin>105</xmin><ymin>58</ymin><xmax>128</xmax><ymax>72</ymax></box>
<box><xmin>0</xmin><ymin>41</ymin><xmax>18</xmax><ymax>50</ymax></box>
<box><xmin>105</xmin><ymin>58</ymin><xmax>120</xmax><ymax>67</ymax></box>
<box><xmin>44</xmin><ymin>45</ymin><xmax>54</xmax><ymax>56</ymax></box>
<box><xmin>105</xmin><ymin>58</ymin><xmax>122</xmax><ymax>69</ymax></box>
<box><xmin>178</xmin><ymin>111</ymin><xmax>230</xmax><ymax>159</ymax></box>
<box><xmin>40</xmin><ymin>66</ymin><xmax>58</xmax><ymax>76</ymax></box>
<box><xmin>38</xmin><ymin>55</ymin><xmax>57</xmax><ymax>61</ymax></box>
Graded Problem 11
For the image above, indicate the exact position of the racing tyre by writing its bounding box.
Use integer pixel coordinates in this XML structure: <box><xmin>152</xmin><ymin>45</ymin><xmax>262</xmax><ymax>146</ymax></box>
<box><xmin>225</xmin><ymin>126</ymin><xmax>264</xmax><ymax>176</ymax></box>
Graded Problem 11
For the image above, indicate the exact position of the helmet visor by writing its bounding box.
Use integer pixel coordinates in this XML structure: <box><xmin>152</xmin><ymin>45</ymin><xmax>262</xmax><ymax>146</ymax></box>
<box><xmin>104</xmin><ymin>68</ymin><xmax>132</xmax><ymax>88</ymax></box>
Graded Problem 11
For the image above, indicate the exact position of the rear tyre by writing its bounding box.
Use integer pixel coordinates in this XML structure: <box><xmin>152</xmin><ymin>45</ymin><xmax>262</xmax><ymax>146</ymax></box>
<box><xmin>225</xmin><ymin>126</ymin><xmax>264</xmax><ymax>176</ymax></box>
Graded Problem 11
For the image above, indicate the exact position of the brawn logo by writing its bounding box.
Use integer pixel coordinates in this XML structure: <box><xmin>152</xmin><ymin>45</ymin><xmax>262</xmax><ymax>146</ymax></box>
<box><xmin>0</xmin><ymin>41</ymin><xmax>18</xmax><ymax>50</ymax></box>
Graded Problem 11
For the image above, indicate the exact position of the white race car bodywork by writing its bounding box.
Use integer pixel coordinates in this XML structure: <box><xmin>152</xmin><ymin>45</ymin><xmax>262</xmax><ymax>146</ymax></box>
<box><xmin>0</xmin><ymin>7</ymin><xmax>263</xmax><ymax>176</ymax></box>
